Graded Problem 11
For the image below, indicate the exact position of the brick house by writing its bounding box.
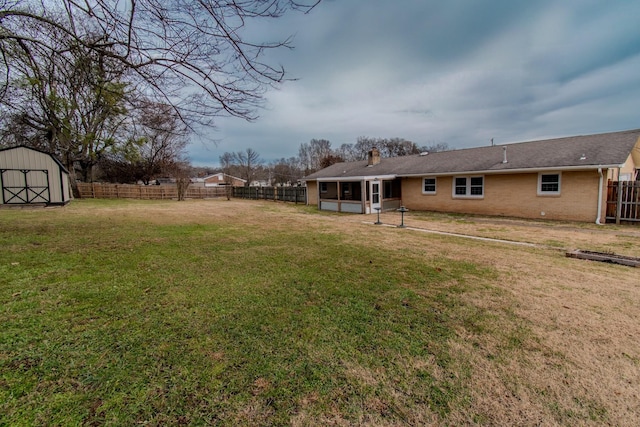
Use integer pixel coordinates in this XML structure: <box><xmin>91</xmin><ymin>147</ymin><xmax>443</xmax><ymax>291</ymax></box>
<box><xmin>203</xmin><ymin>173</ymin><xmax>246</xmax><ymax>187</ymax></box>
<box><xmin>302</xmin><ymin>129</ymin><xmax>640</xmax><ymax>223</ymax></box>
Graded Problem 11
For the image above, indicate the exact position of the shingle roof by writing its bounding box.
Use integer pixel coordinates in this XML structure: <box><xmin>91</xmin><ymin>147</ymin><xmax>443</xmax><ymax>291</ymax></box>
<box><xmin>0</xmin><ymin>145</ymin><xmax>70</xmax><ymax>174</ymax></box>
<box><xmin>303</xmin><ymin>129</ymin><xmax>640</xmax><ymax>180</ymax></box>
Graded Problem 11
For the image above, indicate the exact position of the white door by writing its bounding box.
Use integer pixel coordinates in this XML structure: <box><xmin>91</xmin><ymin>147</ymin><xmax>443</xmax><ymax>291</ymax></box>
<box><xmin>370</xmin><ymin>181</ymin><xmax>381</xmax><ymax>213</ymax></box>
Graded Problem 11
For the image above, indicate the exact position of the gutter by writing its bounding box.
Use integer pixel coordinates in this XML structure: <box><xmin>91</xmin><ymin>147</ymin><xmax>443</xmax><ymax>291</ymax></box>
<box><xmin>399</xmin><ymin>164</ymin><xmax>623</xmax><ymax>178</ymax></box>
<box><xmin>595</xmin><ymin>167</ymin><xmax>603</xmax><ymax>225</ymax></box>
<box><xmin>310</xmin><ymin>174</ymin><xmax>397</xmax><ymax>182</ymax></box>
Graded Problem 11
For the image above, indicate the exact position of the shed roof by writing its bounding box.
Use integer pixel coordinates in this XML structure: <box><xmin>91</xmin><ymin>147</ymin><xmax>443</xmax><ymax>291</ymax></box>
<box><xmin>303</xmin><ymin>129</ymin><xmax>640</xmax><ymax>180</ymax></box>
<box><xmin>0</xmin><ymin>145</ymin><xmax>69</xmax><ymax>174</ymax></box>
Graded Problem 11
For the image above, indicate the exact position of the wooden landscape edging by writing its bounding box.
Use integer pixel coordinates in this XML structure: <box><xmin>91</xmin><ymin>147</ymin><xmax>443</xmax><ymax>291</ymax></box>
<box><xmin>566</xmin><ymin>250</ymin><xmax>640</xmax><ymax>268</ymax></box>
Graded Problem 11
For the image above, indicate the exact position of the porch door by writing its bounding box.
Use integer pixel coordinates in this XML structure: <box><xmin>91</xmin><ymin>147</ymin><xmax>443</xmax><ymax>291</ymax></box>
<box><xmin>370</xmin><ymin>181</ymin><xmax>381</xmax><ymax>213</ymax></box>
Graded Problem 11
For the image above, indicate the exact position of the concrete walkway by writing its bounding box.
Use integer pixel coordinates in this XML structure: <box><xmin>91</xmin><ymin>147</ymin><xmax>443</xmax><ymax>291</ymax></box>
<box><xmin>363</xmin><ymin>220</ymin><xmax>545</xmax><ymax>248</ymax></box>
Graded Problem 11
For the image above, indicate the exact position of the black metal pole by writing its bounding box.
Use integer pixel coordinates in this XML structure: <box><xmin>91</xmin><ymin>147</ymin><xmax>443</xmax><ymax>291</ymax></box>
<box><xmin>398</xmin><ymin>206</ymin><xmax>408</xmax><ymax>228</ymax></box>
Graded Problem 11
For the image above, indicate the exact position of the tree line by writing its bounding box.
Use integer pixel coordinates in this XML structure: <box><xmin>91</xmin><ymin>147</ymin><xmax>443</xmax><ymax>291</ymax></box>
<box><xmin>214</xmin><ymin>137</ymin><xmax>449</xmax><ymax>186</ymax></box>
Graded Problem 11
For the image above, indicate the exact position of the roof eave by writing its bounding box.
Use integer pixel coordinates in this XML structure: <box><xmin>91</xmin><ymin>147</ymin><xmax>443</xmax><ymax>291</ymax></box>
<box><xmin>303</xmin><ymin>174</ymin><xmax>397</xmax><ymax>182</ymax></box>
<box><xmin>398</xmin><ymin>164</ymin><xmax>625</xmax><ymax>178</ymax></box>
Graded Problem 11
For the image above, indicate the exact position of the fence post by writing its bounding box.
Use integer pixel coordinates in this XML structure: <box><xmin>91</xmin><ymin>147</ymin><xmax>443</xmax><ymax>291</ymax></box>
<box><xmin>616</xmin><ymin>180</ymin><xmax>623</xmax><ymax>225</ymax></box>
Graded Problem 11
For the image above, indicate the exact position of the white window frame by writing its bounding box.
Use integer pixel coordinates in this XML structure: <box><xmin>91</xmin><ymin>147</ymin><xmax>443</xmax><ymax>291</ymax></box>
<box><xmin>422</xmin><ymin>177</ymin><xmax>437</xmax><ymax>195</ymax></box>
<box><xmin>320</xmin><ymin>182</ymin><xmax>328</xmax><ymax>193</ymax></box>
<box><xmin>452</xmin><ymin>176</ymin><xmax>484</xmax><ymax>199</ymax></box>
<box><xmin>537</xmin><ymin>172</ymin><xmax>561</xmax><ymax>196</ymax></box>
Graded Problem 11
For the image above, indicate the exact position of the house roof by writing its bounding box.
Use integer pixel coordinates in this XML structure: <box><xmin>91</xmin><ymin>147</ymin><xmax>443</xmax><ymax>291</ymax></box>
<box><xmin>203</xmin><ymin>173</ymin><xmax>246</xmax><ymax>182</ymax></box>
<box><xmin>303</xmin><ymin>129</ymin><xmax>640</xmax><ymax>180</ymax></box>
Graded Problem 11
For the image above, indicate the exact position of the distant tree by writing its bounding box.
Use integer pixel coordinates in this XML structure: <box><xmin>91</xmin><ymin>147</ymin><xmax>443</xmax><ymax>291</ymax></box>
<box><xmin>97</xmin><ymin>101</ymin><xmax>189</xmax><ymax>184</ymax></box>
<box><xmin>319</xmin><ymin>154</ymin><xmax>344</xmax><ymax>169</ymax></box>
<box><xmin>298</xmin><ymin>138</ymin><xmax>332</xmax><ymax>174</ymax></box>
<box><xmin>353</xmin><ymin>137</ymin><xmax>419</xmax><ymax>159</ymax></box>
<box><xmin>96</xmin><ymin>157</ymin><xmax>140</xmax><ymax>184</ymax></box>
<box><xmin>335</xmin><ymin>143</ymin><xmax>359</xmax><ymax>162</ymax></box>
<box><xmin>353</xmin><ymin>137</ymin><xmax>378</xmax><ymax>160</ymax></box>
<box><xmin>226</xmin><ymin>148</ymin><xmax>263</xmax><ymax>186</ymax></box>
<box><xmin>218</xmin><ymin>152</ymin><xmax>236</xmax><ymax>199</ymax></box>
<box><xmin>384</xmin><ymin>137</ymin><xmax>421</xmax><ymax>157</ymax></box>
<box><xmin>167</xmin><ymin>161</ymin><xmax>192</xmax><ymax>201</ymax></box>
<box><xmin>130</xmin><ymin>102</ymin><xmax>189</xmax><ymax>184</ymax></box>
<box><xmin>419</xmin><ymin>142</ymin><xmax>450</xmax><ymax>153</ymax></box>
<box><xmin>270</xmin><ymin>157</ymin><xmax>303</xmax><ymax>185</ymax></box>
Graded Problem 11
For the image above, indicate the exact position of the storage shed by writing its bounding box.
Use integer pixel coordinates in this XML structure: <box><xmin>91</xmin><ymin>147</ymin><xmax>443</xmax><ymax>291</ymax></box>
<box><xmin>0</xmin><ymin>145</ymin><xmax>71</xmax><ymax>206</ymax></box>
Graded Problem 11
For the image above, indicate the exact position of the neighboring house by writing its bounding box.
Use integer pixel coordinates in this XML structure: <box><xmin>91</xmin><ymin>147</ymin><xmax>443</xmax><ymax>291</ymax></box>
<box><xmin>203</xmin><ymin>173</ymin><xmax>246</xmax><ymax>187</ymax></box>
<box><xmin>302</xmin><ymin>129</ymin><xmax>640</xmax><ymax>223</ymax></box>
<box><xmin>250</xmin><ymin>179</ymin><xmax>270</xmax><ymax>187</ymax></box>
<box><xmin>0</xmin><ymin>145</ymin><xmax>71</xmax><ymax>206</ymax></box>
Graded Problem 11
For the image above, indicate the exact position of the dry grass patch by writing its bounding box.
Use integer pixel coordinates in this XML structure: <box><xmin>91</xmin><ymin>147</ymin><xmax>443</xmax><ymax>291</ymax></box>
<box><xmin>1</xmin><ymin>198</ymin><xmax>639</xmax><ymax>426</ymax></box>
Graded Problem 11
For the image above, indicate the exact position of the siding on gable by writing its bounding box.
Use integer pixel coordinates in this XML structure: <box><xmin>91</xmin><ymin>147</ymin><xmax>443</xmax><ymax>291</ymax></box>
<box><xmin>401</xmin><ymin>170</ymin><xmax>601</xmax><ymax>222</ymax></box>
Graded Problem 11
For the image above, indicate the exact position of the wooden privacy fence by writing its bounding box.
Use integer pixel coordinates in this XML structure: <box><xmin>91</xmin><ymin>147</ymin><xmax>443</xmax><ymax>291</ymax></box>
<box><xmin>77</xmin><ymin>183</ymin><xmax>227</xmax><ymax>200</ymax></box>
<box><xmin>606</xmin><ymin>181</ymin><xmax>640</xmax><ymax>223</ymax></box>
<box><xmin>233</xmin><ymin>186</ymin><xmax>306</xmax><ymax>203</ymax></box>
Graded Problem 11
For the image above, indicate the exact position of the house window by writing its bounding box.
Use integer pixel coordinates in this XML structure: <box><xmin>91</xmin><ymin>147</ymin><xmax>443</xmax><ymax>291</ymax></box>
<box><xmin>423</xmin><ymin>178</ymin><xmax>436</xmax><ymax>194</ymax></box>
<box><xmin>320</xmin><ymin>182</ymin><xmax>328</xmax><ymax>193</ymax></box>
<box><xmin>538</xmin><ymin>173</ymin><xmax>561</xmax><ymax>195</ymax></box>
<box><xmin>453</xmin><ymin>176</ymin><xmax>484</xmax><ymax>198</ymax></box>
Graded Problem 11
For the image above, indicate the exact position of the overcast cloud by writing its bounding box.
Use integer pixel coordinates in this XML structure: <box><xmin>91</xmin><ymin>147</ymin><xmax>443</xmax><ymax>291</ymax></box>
<box><xmin>188</xmin><ymin>0</ymin><xmax>640</xmax><ymax>167</ymax></box>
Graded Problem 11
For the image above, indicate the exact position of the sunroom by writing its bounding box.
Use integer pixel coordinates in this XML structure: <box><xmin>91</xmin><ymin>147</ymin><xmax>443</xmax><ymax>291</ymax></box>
<box><xmin>317</xmin><ymin>177</ymin><xmax>401</xmax><ymax>214</ymax></box>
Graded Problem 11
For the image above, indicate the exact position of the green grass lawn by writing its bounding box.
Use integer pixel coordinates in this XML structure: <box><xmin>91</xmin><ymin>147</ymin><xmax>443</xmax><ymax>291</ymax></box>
<box><xmin>0</xmin><ymin>200</ymin><xmax>556</xmax><ymax>425</ymax></box>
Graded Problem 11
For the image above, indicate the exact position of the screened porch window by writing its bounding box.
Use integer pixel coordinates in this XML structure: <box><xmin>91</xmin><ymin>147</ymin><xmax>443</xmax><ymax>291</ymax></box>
<box><xmin>341</xmin><ymin>182</ymin><xmax>362</xmax><ymax>200</ymax></box>
<box><xmin>383</xmin><ymin>179</ymin><xmax>401</xmax><ymax>199</ymax></box>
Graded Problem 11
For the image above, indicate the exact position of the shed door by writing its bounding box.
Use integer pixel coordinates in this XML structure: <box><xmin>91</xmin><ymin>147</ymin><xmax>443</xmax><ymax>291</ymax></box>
<box><xmin>1</xmin><ymin>169</ymin><xmax>50</xmax><ymax>204</ymax></box>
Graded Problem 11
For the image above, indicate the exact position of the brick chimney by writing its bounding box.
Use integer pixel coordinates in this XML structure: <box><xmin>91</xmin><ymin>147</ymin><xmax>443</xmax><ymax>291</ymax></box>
<box><xmin>368</xmin><ymin>147</ymin><xmax>381</xmax><ymax>166</ymax></box>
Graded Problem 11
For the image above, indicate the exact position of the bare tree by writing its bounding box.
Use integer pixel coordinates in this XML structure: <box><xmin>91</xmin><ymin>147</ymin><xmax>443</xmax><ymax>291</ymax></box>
<box><xmin>231</xmin><ymin>148</ymin><xmax>263</xmax><ymax>185</ymax></box>
<box><xmin>0</xmin><ymin>0</ymin><xmax>321</xmax><ymax>129</ymax></box>
<box><xmin>384</xmin><ymin>137</ymin><xmax>421</xmax><ymax>157</ymax></box>
<box><xmin>319</xmin><ymin>154</ymin><xmax>343</xmax><ymax>169</ymax></box>
<box><xmin>131</xmin><ymin>101</ymin><xmax>189</xmax><ymax>184</ymax></box>
<box><xmin>166</xmin><ymin>161</ymin><xmax>192</xmax><ymax>201</ymax></box>
<box><xmin>353</xmin><ymin>137</ymin><xmax>420</xmax><ymax>159</ymax></box>
<box><xmin>0</xmin><ymin>23</ymin><xmax>130</xmax><ymax>195</ymax></box>
<box><xmin>298</xmin><ymin>138</ymin><xmax>332</xmax><ymax>174</ymax></box>
<box><xmin>335</xmin><ymin>143</ymin><xmax>359</xmax><ymax>162</ymax></box>
<box><xmin>419</xmin><ymin>142</ymin><xmax>450</xmax><ymax>153</ymax></box>
<box><xmin>270</xmin><ymin>157</ymin><xmax>303</xmax><ymax>185</ymax></box>
<box><xmin>219</xmin><ymin>151</ymin><xmax>235</xmax><ymax>199</ymax></box>
<box><xmin>97</xmin><ymin>101</ymin><xmax>189</xmax><ymax>184</ymax></box>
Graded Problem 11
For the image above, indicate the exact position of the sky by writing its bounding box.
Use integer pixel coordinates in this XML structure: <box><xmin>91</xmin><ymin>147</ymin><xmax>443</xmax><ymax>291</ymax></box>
<box><xmin>187</xmin><ymin>0</ymin><xmax>640</xmax><ymax>167</ymax></box>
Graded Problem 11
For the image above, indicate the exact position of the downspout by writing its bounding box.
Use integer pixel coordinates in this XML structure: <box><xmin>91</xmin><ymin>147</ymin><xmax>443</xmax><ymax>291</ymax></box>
<box><xmin>595</xmin><ymin>167</ymin><xmax>603</xmax><ymax>225</ymax></box>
